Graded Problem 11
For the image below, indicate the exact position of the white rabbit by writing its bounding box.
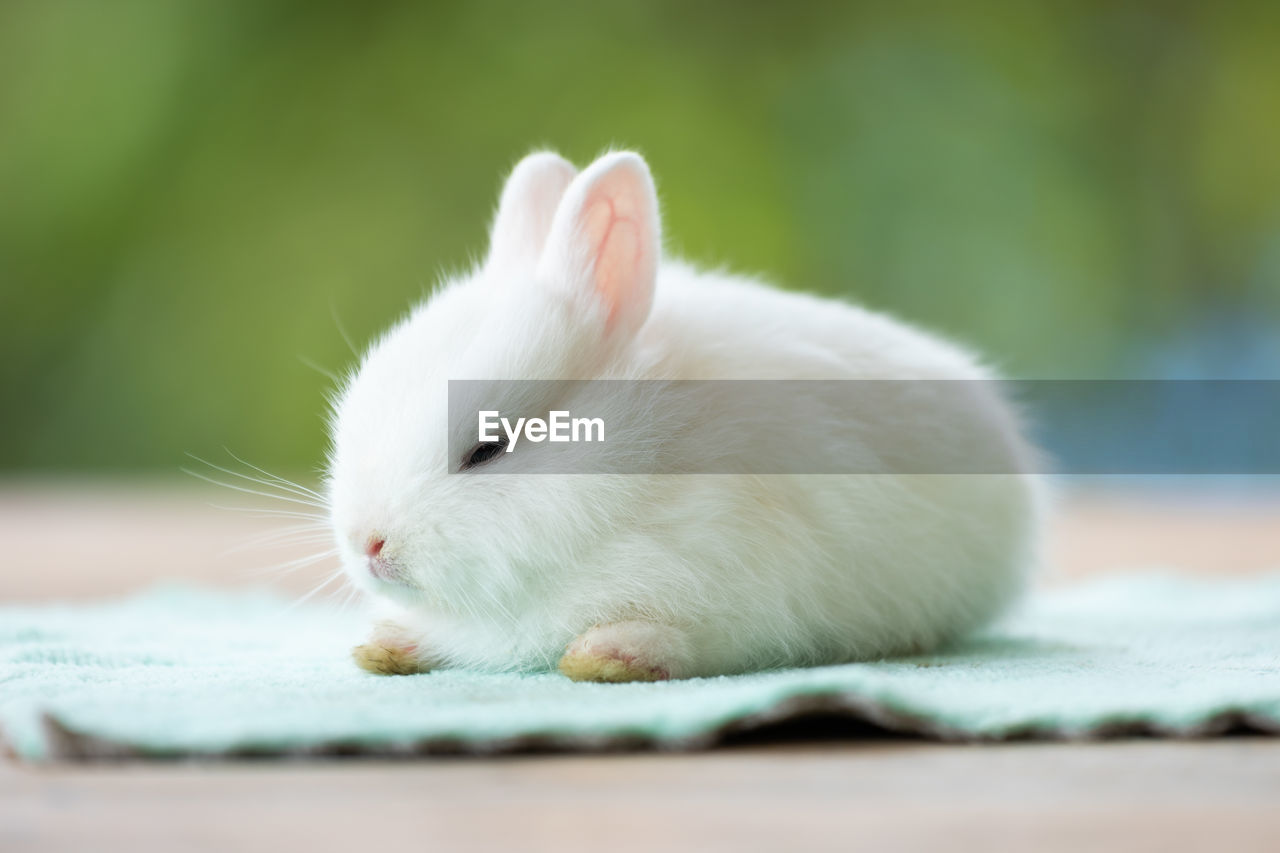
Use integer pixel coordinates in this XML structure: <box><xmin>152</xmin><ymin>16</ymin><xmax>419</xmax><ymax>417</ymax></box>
<box><xmin>328</xmin><ymin>150</ymin><xmax>1045</xmax><ymax>682</ymax></box>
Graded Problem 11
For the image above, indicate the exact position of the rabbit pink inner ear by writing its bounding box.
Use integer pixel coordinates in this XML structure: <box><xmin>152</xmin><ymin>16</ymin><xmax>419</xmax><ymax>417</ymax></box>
<box><xmin>486</xmin><ymin>152</ymin><xmax>577</xmax><ymax>272</ymax></box>
<box><xmin>580</xmin><ymin>196</ymin><xmax>647</xmax><ymax>331</ymax></box>
<box><xmin>550</xmin><ymin>153</ymin><xmax>659</xmax><ymax>337</ymax></box>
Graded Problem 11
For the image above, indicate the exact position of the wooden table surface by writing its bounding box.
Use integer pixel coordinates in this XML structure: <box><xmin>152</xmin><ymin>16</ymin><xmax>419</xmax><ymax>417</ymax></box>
<box><xmin>2</xmin><ymin>481</ymin><xmax>1278</xmax><ymax>852</ymax></box>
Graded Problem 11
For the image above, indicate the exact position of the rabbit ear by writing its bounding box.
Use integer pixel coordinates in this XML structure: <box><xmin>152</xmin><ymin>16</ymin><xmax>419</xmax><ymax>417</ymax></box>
<box><xmin>538</xmin><ymin>152</ymin><xmax>660</xmax><ymax>339</ymax></box>
<box><xmin>486</xmin><ymin>151</ymin><xmax>578</xmax><ymax>272</ymax></box>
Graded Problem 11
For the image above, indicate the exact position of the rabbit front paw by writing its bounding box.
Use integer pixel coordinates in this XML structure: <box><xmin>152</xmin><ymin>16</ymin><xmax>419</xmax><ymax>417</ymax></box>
<box><xmin>352</xmin><ymin>619</ymin><xmax>434</xmax><ymax>676</ymax></box>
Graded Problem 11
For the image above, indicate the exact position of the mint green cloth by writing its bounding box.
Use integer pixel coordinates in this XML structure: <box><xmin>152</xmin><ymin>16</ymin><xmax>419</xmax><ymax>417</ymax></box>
<box><xmin>3</xmin><ymin>574</ymin><xmax>1278</xmax><ymax>760</ymax></box>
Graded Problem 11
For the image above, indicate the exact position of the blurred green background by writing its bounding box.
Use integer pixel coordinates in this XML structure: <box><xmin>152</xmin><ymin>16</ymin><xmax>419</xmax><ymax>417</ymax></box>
<box><xmin>2</xmin><ymin>0</ymin><xmax>1278</xmax><ymax>474</ymax></box>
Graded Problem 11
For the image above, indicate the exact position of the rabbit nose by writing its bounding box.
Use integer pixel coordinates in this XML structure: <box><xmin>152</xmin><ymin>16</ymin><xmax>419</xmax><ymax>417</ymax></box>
<box><xmin>363</xmin><ymin>536</ymin><xmax>401</xmax><ymax>583</ymax></box>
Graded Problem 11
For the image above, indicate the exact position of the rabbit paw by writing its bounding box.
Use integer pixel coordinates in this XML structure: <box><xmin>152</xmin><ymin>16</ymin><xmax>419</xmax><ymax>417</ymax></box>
<box><xmin>558</xmin><ymin>621</ymin><xmax>691</xmax><ymax>683</ymax></box>
<box><xmin>352</xmin><ymin>620</ymin><xmax>434</xmax><ymax>676</ymax></box>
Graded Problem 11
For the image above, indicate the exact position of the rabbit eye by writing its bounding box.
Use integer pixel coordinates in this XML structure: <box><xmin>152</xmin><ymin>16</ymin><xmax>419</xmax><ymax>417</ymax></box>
<box><xmin>461</xmin><ymin>437</ymin><xmax>507</xmax><ymax>471</ymax></box>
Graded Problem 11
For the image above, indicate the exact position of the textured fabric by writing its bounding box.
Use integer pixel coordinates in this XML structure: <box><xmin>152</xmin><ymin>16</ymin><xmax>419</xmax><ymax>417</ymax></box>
<box><xmin>2</xmin><ymin>574</ymin><xmax>1278</xmax><ymax>761</ymax></box>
